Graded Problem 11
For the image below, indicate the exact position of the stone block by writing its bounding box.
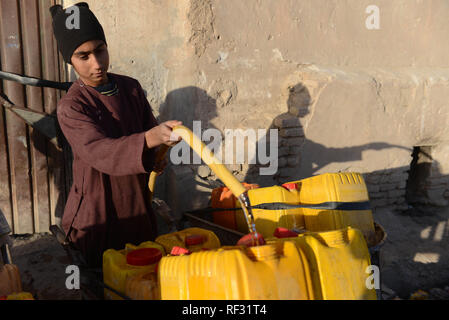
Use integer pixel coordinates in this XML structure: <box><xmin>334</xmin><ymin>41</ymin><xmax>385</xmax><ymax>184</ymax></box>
<box><xmin>369</xmin><ymin>192</ymin><xmax>385</xmax><ymax>199</ymax></box>
<box><xmin>379</xmin><ymin>184</ymin><xmax>396</xmax><ymax>192</ymax></box>
<box><xmin>278</xmin><ymin>156</ymin><xmax>288</xmax><ymax>168</ymax></box>
<box><xmin>280</xmin><ymin>127</ymin><xmax>304</xmax><ymax>138</ymax></box>
<box><xmin>287</xmin><ymin>155</ymin><xmax>300</xmax><ymax>167</ymax></box>
<box><xmin>280</xmin><ymin>137</ymin><xmax>304</xmax><ymax>147</ymax></box>
<box><xmin>274</xmin><ymin>113</ymin><xmax>301</xmax><ymax>128</ymax></box>
<box><xmin>367</xmin><ymin>184</ymin><xmax>380</xmax><ymax>193</ymax></box>
<box><xmin>278</xmin><ymin>146</ymin><xmax>290</xmax><ymax>157</ymax></box>
<box><xmin>289</xmin><ymin>146</ymin><xmax>302</xmax><ymax>155</ymax></box>
<box><xmin>388</xmin><ymin>189</ymin><xmax>405</xmax><ymax>199</ymax></box>
<box><xmin>370</xmin><ymin>198</ymin><xmax>389</xmax><ymax>208</ymax></box>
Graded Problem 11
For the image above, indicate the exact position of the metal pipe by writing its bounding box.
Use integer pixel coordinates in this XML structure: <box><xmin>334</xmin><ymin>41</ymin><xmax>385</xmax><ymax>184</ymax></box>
<box><xmin>0</xmin><ymin>70</ymin><xmax>72</xmax><ymax>91</ymax></box>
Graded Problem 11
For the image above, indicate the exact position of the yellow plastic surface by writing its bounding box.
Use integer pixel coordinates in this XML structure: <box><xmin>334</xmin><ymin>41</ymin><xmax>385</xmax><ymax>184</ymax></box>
<box><xmin>267</xmin><ymin>227</ymin><xmax>377</xmax><ymax>300</ymax></box>
<box><xmin>103</xmin><ymin>241</ymin><xmax>165</xmax><ymax>300</ymax></box>
<box><xmin>235</xmin><ymin>185</ymin><xmax>305</xmax><ymax>238</ymax></box>
<box><xmin>173</xmin><ymin>126</ymin><xmax>246</xmax><ymax>198</ymax></box>
<box><xmin>296</xmin><ymin>173</ymin><xmax>376</xmax><ymax>246</ymax></box>
<box><xmin>125</xmin><ymin>272</ymin><xmax>160</xmax><ymax>300</ymax></box>
<box><xmin>155</xmin><ymin>227</ymin><xmax>221</xmax><ymax>253</ymax></box>
<box><xmin>6</xmin><ymin>292</ymin><xmax>34</xmax><ymax>300</ymax></box>
<box><xmin>159</xmin><ymin>241</ymin><xmax>315</xmax><ymax>300</ymax></box>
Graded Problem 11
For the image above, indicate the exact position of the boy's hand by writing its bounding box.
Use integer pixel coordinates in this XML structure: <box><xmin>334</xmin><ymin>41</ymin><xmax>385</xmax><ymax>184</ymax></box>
<box><xmin>145</xmin><ymin>120</ymin><xmax>182</xmax><ymax>149</ymax></box>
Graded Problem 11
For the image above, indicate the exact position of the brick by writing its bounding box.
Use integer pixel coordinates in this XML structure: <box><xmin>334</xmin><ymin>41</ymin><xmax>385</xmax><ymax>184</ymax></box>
<box><xmin>369</xmin><ymin>192</ymin><xmax>385</xmax><ymax>199</ymax></box>
<box><xmin>278</xmin><ymin>156</ymin><xmax>288</xmax><ymax>167</ymax></box>
<box><xmin>281</xmin><ymin>137</ymin><xmax>304</xmax><ymax>147</ymax></box>
<box><xmin>367</xmin><ymin>184</ymin><xmax>380</xmax><ymax>193</ymax></box>
<box><xmin>396</xmin><ymin>181</ymin><xmax>407</xmax><ymax>189</ymax></box>
<box><xmin>388</xmin><ymin>173</ymin><xmax>408</xmax><ymax>183</ymax></box>
<box><xmin>289</xmin><ymin>146</ymin><xmax>301</xmax><ymax>155</ymax></box>
<box><xmin>388</xmin><ymin>189</ymin><xmax>405</xmax><ymax>199</ymax></box>
<box><xmin>280</xmin><ymin>127</ymin><xmax>304</xmax><ymax>138</ymax></box>
<box><xmin>274</xmin><ymin>114</ymin><xmax>301</xmax><ymax>128</ymax></box>
<box><xmin>379</xmin><ymin>184</ymin><xmax>396</xmax><ymax>192</ymax></box>
<box><xmin>394</xmin><ymin>197</ymin><xmax>406</xmax><ymax>205</ymax></box>
<box><xmin>278</xmin><ymin>146</ymin><xmax>290</xmax><ymax>157</ymax></box>
<box><xmin>364</xmin><ymin>174</ymin><xmax>381</xmax><ymax>184</ymax></box>
<box><xmin>370</xmin><ymin>198</ymin><xmax>389</xmax><ymax>208</ymax></box>
<box><xmin>287</xmin><ymin>155</ymin><xmax>300</xmax><ymax>167</ymax></box>
<box><xmin>387</xmin><ymin>198</ymin><xmax>397</xmax><ymax>205</ymax></box>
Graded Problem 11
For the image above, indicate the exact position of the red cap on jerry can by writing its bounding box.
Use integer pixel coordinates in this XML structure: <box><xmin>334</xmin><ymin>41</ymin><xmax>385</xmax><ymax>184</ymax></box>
<box><xmin>273</xmin><ymin>227</ymin><xmax>299</xmax><ymax>238</ymax></box>
<box><xmin>170</xmin><ymin>246</ymin><xmax>191</xmax><ymax>256</ymax></box>
<box><xmin>126</xmin><ymin>248</ymin><xmax>163</xmax><ymax>266</ymax></box>
<box><xmin>237</xmin><ymin>232</ymin><xmax>266</xmax><ymax>247</ymax></box>
<box><xmin>185</xmin><ymin>234</ymin><xmax>206</xmax><ymax>246</ymax></box>
<box><xmin>282</xmin><ymin>183</ymin><xmax>298</xmax><ymax>190</ymax></box>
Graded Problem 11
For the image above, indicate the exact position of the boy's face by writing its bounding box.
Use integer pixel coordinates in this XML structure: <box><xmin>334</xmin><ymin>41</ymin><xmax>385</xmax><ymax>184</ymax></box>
<box><xmin>71</xmin><ymin>39</ymin><xmax>109</xmax><ymax>87</ymax></box>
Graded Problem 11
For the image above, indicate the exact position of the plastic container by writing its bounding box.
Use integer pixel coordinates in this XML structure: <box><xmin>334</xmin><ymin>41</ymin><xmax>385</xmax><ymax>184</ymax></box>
<box><xmin>235</xmin><ymin>183</ymin><xmax>305</xmax><ymax>238</ymax></box>
<box><xmin>211</xmin><ymin>183</ymin><xmax>259</xmax><ymax>229</ymax></box>
<box><xmin>125</xmin><ymin>272</ymin><xmax>160</xmax><ymax>300</ymax></box>
<box><xmin>1</xmin><ymin>292</ymin><xmax>34</xmax><ymax>300</ymax></box>
<box><xmin>0</xmin><ymin>264</ymin><xmax>22</xmax><ymax>296</ymax></box>
<box><xmin>267</xmin><ymin>227</ymin><xmax>377</xmax><ymax>300</ymax></box>
<box><xmin>103</xmin><ymin>241</ymin><xmax>165</xmax><ymax>300</ymax></box>
<box><xmin>155</xmin><ymin>228</ymin><xmax>221</xmax><ymax>253</ymax></box>
<box><xmin>295</xmin><ymin>172</ymin><xmax>377</xmax><ymax>246</ymax></box>
<box><xmin>158</xmin><ymin>241</ymin><xmax>315</xmax><ymax>300</ymax></box>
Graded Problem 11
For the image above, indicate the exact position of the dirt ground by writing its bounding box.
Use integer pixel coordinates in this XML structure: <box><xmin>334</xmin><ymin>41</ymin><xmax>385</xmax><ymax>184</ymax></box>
<box><xmin>6</xmin><ymin>205</ymin><xmax>449</xmax><ymax>300</ymax></box>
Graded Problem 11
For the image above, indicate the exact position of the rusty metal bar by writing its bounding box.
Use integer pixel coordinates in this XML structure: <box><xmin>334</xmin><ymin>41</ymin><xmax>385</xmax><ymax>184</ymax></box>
<box><xmin>0</xmin><ymin>0</ymin><xmax>34</xmax><ymax>234</ymax></box>
<box><xmin>0</xmin><ymin>70</ymin><xmax>72</xmax><ymax>91</ymax></box>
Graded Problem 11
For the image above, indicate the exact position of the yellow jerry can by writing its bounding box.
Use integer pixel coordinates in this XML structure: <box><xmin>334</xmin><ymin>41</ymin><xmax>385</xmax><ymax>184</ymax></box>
<box><xmin>103</xmin><ymin>241</ymin><xmax>165</xmax><ymax>300</ymax></box>
<box><xmin>155</xmin><ymin>227</ymin><xmax>221</xmax><ymax>254</ymax></box>
<box><xmin>295</xmin><ymin>172</ymin><xmax>376</xmax><ymax>246</ymax></box>
<box><xmin>267</xmin><ymin>227</ymin><xmax>377</xmax><ymax>300</ymax></box>
<box><xmin>2</xmin><ymin>292</ymin><xmax>34</xmax><ymax>300</ymax></box>
<box><xmin>235</xmin><ymin>184</ymin><xmax>305</xmax><ymax>238</ymax></box>
<box><xmin>158</xmin><ymin>241</ymin><xmax>315</xmax><ymax>300</ymax></box>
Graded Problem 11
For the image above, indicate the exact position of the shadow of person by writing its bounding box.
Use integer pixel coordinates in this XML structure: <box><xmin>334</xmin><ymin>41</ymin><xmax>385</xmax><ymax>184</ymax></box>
<box><xmin>156</xmin><ymin>86</ymin><xmax>225</xmax><ymax>229</ymax></box>
<box><xmin>29</xmin><ymin>109</ymin><xmax>72</xmax><ymax>228</ymax></box>
<box><xmin>244</xmin><ymin>82</ymin><xmax>411</xmax><ymax>186</ymax></box>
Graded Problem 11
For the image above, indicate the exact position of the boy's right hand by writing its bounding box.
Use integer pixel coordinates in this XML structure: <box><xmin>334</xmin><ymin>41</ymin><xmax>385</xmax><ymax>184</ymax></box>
<box><xmin>145</xmin><ymin>120</ymin><xmax>182</xmax><ymax>149</ymax></box>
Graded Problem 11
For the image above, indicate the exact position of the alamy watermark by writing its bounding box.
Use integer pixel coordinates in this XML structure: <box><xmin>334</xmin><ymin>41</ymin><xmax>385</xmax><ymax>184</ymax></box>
<box><xmin>365</xmin><ymin>5</ymin><xmax>380</xmax><ymax>30</ymax></box>
<box><xmin>169</xmin><ymin>121</ymin><xmax>279</xmax><ymax>176</ymax></box>
<box><xmin>65</xmin><ymin>265</ymin><xmax>80</xmax><ymax>290</ymax></box>
<box><xmin>65</xmin><ymin>5</ymin><xmax>80</xmax><ymax>30</ymax></box>
<box><xmin>365</xmin><ymin>265</ymin><xmax>380</xmax><ymax>290</ymax></box>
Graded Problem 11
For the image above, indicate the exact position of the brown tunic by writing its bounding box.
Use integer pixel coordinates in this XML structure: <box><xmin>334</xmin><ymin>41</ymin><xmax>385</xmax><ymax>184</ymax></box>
<box><xmin>57</xmin><ymin>73</ymin><xmax>158</xmax><ymax>267</ymax></box>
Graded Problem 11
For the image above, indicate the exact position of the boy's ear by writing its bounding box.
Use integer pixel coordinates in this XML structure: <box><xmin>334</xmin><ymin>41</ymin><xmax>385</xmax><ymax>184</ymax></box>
<box><xmin>49</xmin><ymin>5</ymin><xmax>63</xmax><ymax>18</ymax></box>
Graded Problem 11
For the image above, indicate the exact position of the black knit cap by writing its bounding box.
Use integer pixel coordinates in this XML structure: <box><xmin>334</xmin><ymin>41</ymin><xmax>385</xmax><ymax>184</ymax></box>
<box><xmin>50</xmin><ymin>2</ymin><xmax>107</xmax><ymax>64</ymax></box>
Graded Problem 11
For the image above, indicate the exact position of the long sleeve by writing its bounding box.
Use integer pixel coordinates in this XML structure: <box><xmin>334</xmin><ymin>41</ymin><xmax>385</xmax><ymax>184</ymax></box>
<box><xmin>58</xmin><ymin>102</ymin><xmax>149</xmax><ymax>176</ymax></box>
<box><xmin>135</xmin><ymin>81</ymin><xmax>159</xmax><ymax>172</ymax></box>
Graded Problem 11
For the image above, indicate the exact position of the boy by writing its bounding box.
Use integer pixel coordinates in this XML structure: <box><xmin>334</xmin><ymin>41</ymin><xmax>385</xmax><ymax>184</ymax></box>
<box><xmin>50</xmin><ymin>3</ymin><xmax>181</xmax><ymax>267</ymax></box>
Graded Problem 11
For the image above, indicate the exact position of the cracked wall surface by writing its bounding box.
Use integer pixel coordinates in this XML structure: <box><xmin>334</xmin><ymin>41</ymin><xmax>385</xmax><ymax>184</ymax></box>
<box><xmin>61</xmin><ymin>0</ymin><xmax>449</xmax><ymax>212</ymax></box>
